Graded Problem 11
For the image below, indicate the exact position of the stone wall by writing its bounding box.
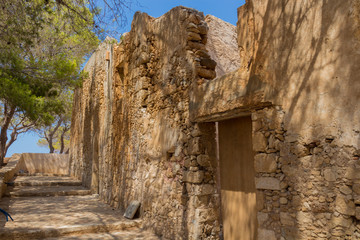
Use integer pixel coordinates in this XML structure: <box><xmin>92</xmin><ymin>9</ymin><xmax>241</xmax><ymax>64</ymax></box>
<box><xmin>69</xmin><ymin>7</ymin><xmax>239</xmax><ymax>239</ymax></box>
<box><xmin>70</xmin><ymin>1</ymin><xmax>360</xmax><ymax>239</ymax></box>
<box><xmin>69</xmin><ymin>37</ymin><xmax>114</xmax><ymax>191</ymax></box>
<box><xmin>19</xmin><ymin>153</ymin><xmax>69</xmax><ymax>175</ymax></box>
<box><xmin>190</xmin><ymin>0</ymin><xmax>360</xmax><ymax>239</ymax></box>
<box><xmin>1</xmin><ymin>153</ymin><xmax>69</xmax><ymax>199</ymax></box>
<box><xmin>0</xmin><ymin>154</ymin><xmax>22</xmax><ymax>199</ymax></box>
<box><xmin>243</xmin><ymin>1</ymin><xmax>360</xmax><ymax>239</ymax></box>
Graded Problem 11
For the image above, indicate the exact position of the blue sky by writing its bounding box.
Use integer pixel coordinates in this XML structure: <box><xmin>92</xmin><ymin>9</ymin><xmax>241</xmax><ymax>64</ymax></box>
<box><xmin>123</xmin><ymin>0</ymin><xmax>245</xmax><ymax>30</ymax></box>
<box><xmin>6</xmin><ymin>0</ymin><xmax>245</xmax><ymax>157</ymax></box>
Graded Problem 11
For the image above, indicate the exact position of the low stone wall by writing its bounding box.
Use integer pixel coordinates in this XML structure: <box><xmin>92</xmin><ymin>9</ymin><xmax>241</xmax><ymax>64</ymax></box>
<box><xmin>0</xmin><ymin>154</ymin><xmax>23</xmax><ymax>199</ymax></box>
<box><xmin>0</xmin><ymin>153</ymin><xmax>69</xmax><ymax>199</ymax></box>
<box><xmin>19</xmin><ymin>153</ymin><xmax>69</xmax><ymax>175</ymax></box>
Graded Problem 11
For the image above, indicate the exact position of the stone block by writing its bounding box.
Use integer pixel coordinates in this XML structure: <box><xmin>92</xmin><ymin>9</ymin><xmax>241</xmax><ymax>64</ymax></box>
<box><xmin>356</xmin><ymin>207</ymin><xmax>360</xmax><ymax>220</ymax></box>
<box><xmin>134</xmin><ymin>77</ymin><xmax>149</xmax><ymax>92</ymax></box>
<box><xmin>258</xmin><ymin>229</ymin><xmax>276</xmax><ymax>240</ymax></box>
<box><xmin>187</xmin><ymin>23</ymin><xmax>200</xmax><ymax>33</ymax></box>
<box><xmin>197</xmin><ymin>154</ymin><xmax>210</xmax><ymax>167</ymax></box>
<box><xmin>183</xmin><ymin>171</ymin><xmax>204</xmax><ymax>184</ymax></box>
<box><xmin>196</xmin><ymin>67</ymin><xmax>216</xmax><ymax>79</ymax></box>
<box><xmin>255</xmin><ymin>177</ymin><xmax>280</xmax><ymax>190</ymax></box>
<box><xmin>254</xmin><ymin>153</ymin><xmax>277</xmax><ymax>173</ymax></box>
<box><xmin>280</xmin><ymin>212</ymin><xmax>295</xmax><ymax>226</ymax></box>
<box><xmin>281</xmin><ymin>165</ymin><xmax>297</xmax><ymax>177</ymax></box>
<box><xmin>188</xmin><ymin>137</ymin><xmax>202</xmax><ymax>155</ymax></box>
<box><xmin>124</xmin><ymin>200</ymin><xmax>140</xmax><ymax>219</ymax></box>
<box><xmin>324</xmin><ymin>168</ymin><xmax>336</xmax><ymax>181</ymax></box>
<box><xmin>135</xmin><ymin>90</ymin><xmax>149</xmax><ymax>104</ymax></box>
<box><xmin>279</xmin><ymin>142</ymin><xmax>291</xmax><ymax>156</ymax></box>
<box><xmin>187</xmin><ymin>32</ymin><xmax>202</xmax><ymax>41</ymax></box>
<box><xmin>187</xmin><ymin>41</ymin><xmax>206</xmax><ymax>50</ymax></box>
<box><xmin>313</xmin><ymin>155</ymin><xmax>324</xmax><ymax>168</ymax></box>
<box><xmin>298</xmin><ymin>155</ymin><xmax>312</xmax><ymax>168</ymax></box>
<box><xmin>285</xmin><ymin>134</ymin><xmax>300</xmax><ymax>143</ymax></box>
<box><xmin>193</xmin><ymin>184</ymin><xmax>214</xmax><ymax>196</ymax></box>
<box><xmin>138</xmin><ymin>52</ymin><xmax>150</xmax><ymax>65</ymax></box>
<box><xmin>253</xmin><ymin>132</ymin><xmax>267</xmax><ymax>152</ymax></box>
<box><xmin>344</xmin><ymin>167</ymin><xmax>360</xmax><ymax>180</ymax></box>
<box><xmin>353</xmin><ymin>183</ymin><xmax>360</xmax><ymax>195</ymax></box>
<box><xmin>195</xmin><ymin>50</ymin><xmax>210</xmax><ymax>58</ymax></box>
<box><xmin>257</xmin><ymin>212</ymin><xmax>268</xmax><ymax>225</ymax></box>
<box><xmin>281</xmin><ymin>227</ymin><xmax>298</xmax><ymax>240</ymax></box>
<box><xmin>290</xmin><ymin>144</ymin><xmax>309</xmax><ymax>157</ymax></box>
<box><xmin>335</xmin><ymin>195</ymin><xmax>355</xmax><ymax>216</ymax></box>
<box><xmin>195</xmin><ymin>208</ymin><xmax>216</xmax><ymax>223</ymax></box>
<box><xmin>268</xmin><ymin>135</ymin><xmax>275</xmax><ymax>149</ymax></box>
<box><xmin>256</xmin><ymin>191</ymin><xmax>265</xmax><ymax>211</ymax></box>
<box><xmin>197</xmin><ymin>23</ymin><xmax>208</xmax><ymax>35</ymax></box>
<box><xmin>339</xmin><ymin>185</ymin><xmax>352</xmax><ymax>195</ymax></box>
<box><xmin>191</xmin><ymin>124</ymin><xmax>202</xmax><ymax>137</ymax></box>
<box><xmin>354</xmin><ymin>195</ymin><xmax>360</xmax><ymax>205</ymax></box>
<box><xmin>188</xmin><ymin>13</ymin><xmax>200</xmax><ymax>24</ymax></box>
<box><xmin>331</xmin><ymin>215</ymin><xmax>353</xmax><ymax>228</ymax></box>
<box><xmin>252</xmin><ymin>120</ymin><xmax>262</xmax><ymax>132</ymax></box>
<box><xmin>296</xmin><ymin>211</ymin><xmax>312</xmax><ymax>224</ymax></box>
<box><xmin>280</xmin><ymin>197</ymin><xmax>288</xmax><ymax>205</ymax></box>
<box><xmin>200</xmin><ymin>58</ymin><xmax>216</xmax><ymax>70</ymax></box>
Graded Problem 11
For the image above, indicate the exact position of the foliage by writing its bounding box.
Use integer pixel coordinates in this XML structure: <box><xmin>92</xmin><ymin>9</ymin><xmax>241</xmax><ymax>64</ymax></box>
<box><xmin>36</xmin><ymin>90</ymin><xmax>72</xmax><ymax>154</ymax></box>
<box><xmin>0</xmin><ymin>0</ymin><xmax>134</xmax><ymax>163</ymax></box>
<box><xmin>86</xmin><ymin>0</ymin><xmax>135</xmax><ymax>38</ymax></box>
<box><xmin>0</xmin><ymin>0</ymin><xmax>99</xmax><ymax>121</ymax></box>
<box><xmin>0</xmin><ymin>0</ymin><xmax>99</xmax><ymax>164</ymax></box>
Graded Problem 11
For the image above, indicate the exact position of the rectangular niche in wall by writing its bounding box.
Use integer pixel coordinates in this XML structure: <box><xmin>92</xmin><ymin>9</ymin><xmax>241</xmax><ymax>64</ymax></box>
<box><xmin>218</xmin><ymin>116</ymin><xmax>257</xmax><ymax>240</ymax></box>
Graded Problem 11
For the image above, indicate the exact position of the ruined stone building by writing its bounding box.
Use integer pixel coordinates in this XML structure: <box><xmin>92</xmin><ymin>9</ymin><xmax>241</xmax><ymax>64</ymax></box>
<box><xmin>68</xmin><ymin>0</ymin><xmax>360</xmax><ymax>239</ymax></box>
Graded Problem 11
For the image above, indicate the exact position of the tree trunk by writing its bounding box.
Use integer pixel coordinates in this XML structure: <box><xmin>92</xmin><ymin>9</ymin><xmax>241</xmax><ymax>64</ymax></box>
<box><xmin>5</xmin><ymin>130</ymin><xmax>18</xmax><ymax>156</ymax></box>
<box><xmin>48</xmin><ymin>137</ymin><xmax>55</xmax><ymax>153</ymax></box>
<box><xmin>46</xmin><ymin>119</ymin><xmax>62</xmax><ymax>154</ymax></box>
<box><xmin>59</xmin><ymin>130</ymin><xmax>65</xmax><ymax>154</ymax></box>
<box><xmin>0</xmin><ymin>104</ymin><xmax>16</xmax><ymax>166</ymax></box>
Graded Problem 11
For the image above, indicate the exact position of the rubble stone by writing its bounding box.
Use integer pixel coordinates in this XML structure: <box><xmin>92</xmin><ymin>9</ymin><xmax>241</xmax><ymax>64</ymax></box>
<box><xmin>254</xmin><ymin>153</ymin><xmax>277</xmax><ymax>173</ymax></box>
<box><xmin>335</xmin><ymin>196</ymin><xmax>355</xmax><ymax>216</ymax></box>
<box><xmin>69</xmin><ymin>1</ymin><xmax>360</xmax><ymax>239</ymax></box>
<box><xmin>255</xmin><ymin>177</ymin><xmax>280</xmax><ymax>190</ymax></box>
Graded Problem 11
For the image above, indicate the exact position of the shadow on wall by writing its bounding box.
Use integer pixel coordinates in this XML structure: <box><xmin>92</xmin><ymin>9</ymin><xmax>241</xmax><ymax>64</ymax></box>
<box><xmin>244</xmin><ymin>0</ymin><xmax>360</xmax><ymax>140</ymax></box>
<box><xmin>240</xmin><ymin>0</ymin><xmax>360</xmax><ymax>239</ymax></box>
<box><xmin>107</xmin><ymin>8</ymin><xmax>221</xmax><ymax>239</ymax></box>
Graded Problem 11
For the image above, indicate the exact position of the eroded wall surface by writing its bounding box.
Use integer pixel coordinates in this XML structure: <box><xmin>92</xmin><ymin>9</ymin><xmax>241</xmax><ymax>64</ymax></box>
<box><xmin>69</xmin><ymin>7</ymin><xmax>239</xmax><ymax>239</ymax></box>
<box><xmin>191</xmin><ymin>0</ymin><xmax>360</xmax><ymax>239</ymax></box>
<box><xmin>243</xmin><ymin>1</ymin><xmax>360</xmax><ymax>239</ymax></box>
<box><xmin>69</xmin><ymin>37</ymin><xmax>114</xmax><ymax>191</ymax></box>
<box><xmin>70</xmin><ymin>1</ymin><xmax>360</xmax><ymax>239</ymax></box>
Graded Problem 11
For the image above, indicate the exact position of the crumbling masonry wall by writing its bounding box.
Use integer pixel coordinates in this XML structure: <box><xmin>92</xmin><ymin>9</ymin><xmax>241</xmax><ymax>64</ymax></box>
<box><xmin>109</xmin><ymin>9</ymin><xmax>220</xmax><ymax>239</ymax></box>
<box><xmin>242</xmin><ymin>1</ymin><xmax>360</xmax><ymax>239</ymax></box>
<box><xmin>69</xmin><ymin>7</ymin><xmax>240</xmax><ymax>239</ymax></box>
<box><xmin>70</xmin><ymin>1</ymin><xmax>360</xmax><ymax>239</ymax></box>
<box><xmin>191</xmin><ymin>0</ymin><xmax>360</xmax><ymax>239</ymax></box>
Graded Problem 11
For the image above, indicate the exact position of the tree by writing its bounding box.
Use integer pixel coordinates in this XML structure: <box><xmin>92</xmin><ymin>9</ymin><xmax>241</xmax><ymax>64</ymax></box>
<box><xmin>0</xmin><ymin>0</ymin><xmax>134</xmax><ymax>165</ymax></box>
<box><xmin>2</xmin><ymin>110</ymin><xmax>37</xmax><ymax>157</ymax></box>
<box><xmin>0</xmin><ymin>0</ymin><xmax>99</xmax><ymax>165</ymax></box>
<box><xmin>36</xmin><ymin>90</ymin><xmax>72</xmax><ymax>154</ymax></box>
<box><xmin>53</xmin><ymin>0</ymin><xmax>135</xmax><ymax>38</ymax></box>
<box><xmin>37</xmin><ymin>121</ymin><xmax>71</xmax><ymax>154</ymax></box>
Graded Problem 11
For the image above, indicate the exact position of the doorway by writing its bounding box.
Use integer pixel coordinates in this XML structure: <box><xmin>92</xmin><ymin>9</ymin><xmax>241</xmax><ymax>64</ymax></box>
<box><xmin>218</xmin><ymin>116</ymin><xmax>257</xmax><ymax>239</ymax></box>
